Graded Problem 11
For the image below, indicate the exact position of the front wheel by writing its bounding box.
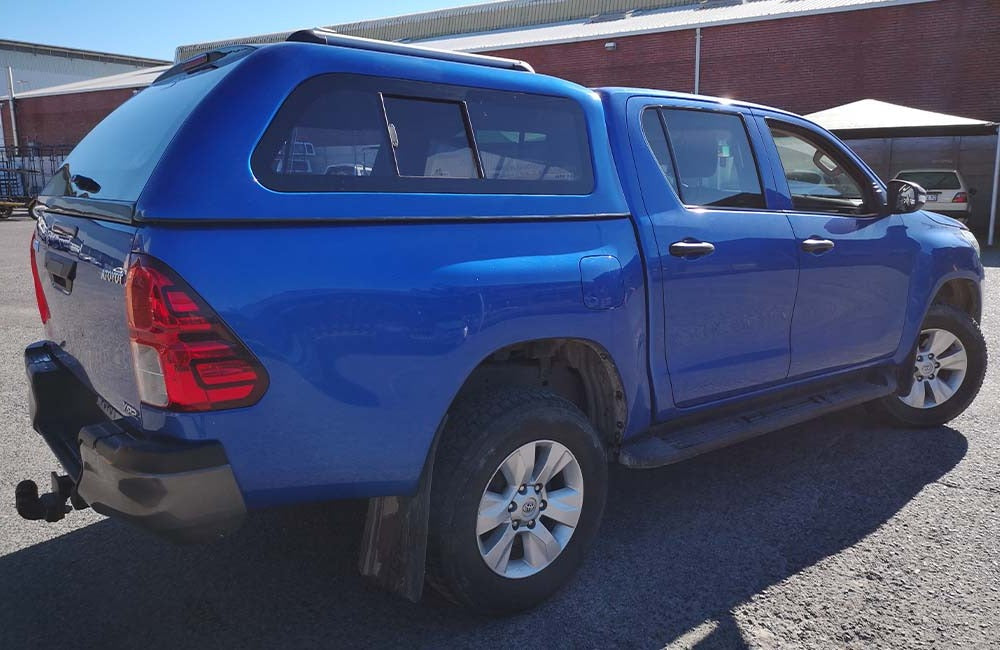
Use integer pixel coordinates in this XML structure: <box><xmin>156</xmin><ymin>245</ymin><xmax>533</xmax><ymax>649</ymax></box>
<box><xmin>872</xmin><ymin>304</ymin><xmax>987</xmax><ymax>427</ymax></box>
<box><xmin>426</xmin><ymin>387</ymin><xmax>607</xmax><ymax>614</ymax></box>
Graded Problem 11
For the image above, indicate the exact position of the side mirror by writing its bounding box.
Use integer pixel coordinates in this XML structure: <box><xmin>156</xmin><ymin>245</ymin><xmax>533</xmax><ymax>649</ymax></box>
<box><xmin>883</xmin><ymin>179</ymin><xmax>926</xmax><ymax>215</ymax></box>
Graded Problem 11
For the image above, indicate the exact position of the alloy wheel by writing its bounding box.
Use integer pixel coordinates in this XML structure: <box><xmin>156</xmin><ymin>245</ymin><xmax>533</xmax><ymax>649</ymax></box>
<box><xmin>476</xmin><ymin>440</ymin><xmax>584</xmax><ymax>579</ymax></box>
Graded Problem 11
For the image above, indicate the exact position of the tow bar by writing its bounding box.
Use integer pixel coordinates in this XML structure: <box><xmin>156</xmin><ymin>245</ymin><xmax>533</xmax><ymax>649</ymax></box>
<box><xmin>15</xmin><ymin>473</ymin><xmax>87</xmax><ymax>522</ymax></box>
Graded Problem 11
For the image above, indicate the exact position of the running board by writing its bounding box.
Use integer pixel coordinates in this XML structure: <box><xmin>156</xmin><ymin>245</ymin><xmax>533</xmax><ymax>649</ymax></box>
<box><xmin>619</xmin><ymin>375</ymin><xmax>897</xmax><ymax>469</ymax></box>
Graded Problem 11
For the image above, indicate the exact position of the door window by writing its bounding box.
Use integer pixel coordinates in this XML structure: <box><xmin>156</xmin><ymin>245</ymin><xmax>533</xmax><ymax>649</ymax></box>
<box><xmin>640</xmin><ymin>108</ymin><xmax>679</xmax><ymax>193</ymax></box>
<box><xmin>768</xmin><ymin>123</ymin><xmax>871</xmax><ymax>215</ymax></box>
<box><xmin>895</xmin><ymin>171</ymin><xmax>961</xmax><ymax>190</ymax></box>
<box><xmin>655</xmin><ymin>109</ymin><xmax>766</xmax><ymax>209</ymax></box>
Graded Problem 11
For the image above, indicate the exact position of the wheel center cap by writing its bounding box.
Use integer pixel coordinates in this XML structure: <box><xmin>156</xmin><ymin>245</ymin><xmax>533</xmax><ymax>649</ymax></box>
<box><xmin>519</xmin><ymin>497</ymin><xmax>538</xmax><ymax>519</ymax></box>
<box><xmin>917</xmin><ymin>361</ymin><xmax>934</xmax><ymax>377</ymax></box>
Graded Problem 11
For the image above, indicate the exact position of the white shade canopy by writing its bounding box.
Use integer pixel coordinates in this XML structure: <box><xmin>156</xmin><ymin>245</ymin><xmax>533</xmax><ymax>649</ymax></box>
<box><xmin>806</xmin><ymin>99</ymin><xmax>995</xmax><ymax>132</ymax></box>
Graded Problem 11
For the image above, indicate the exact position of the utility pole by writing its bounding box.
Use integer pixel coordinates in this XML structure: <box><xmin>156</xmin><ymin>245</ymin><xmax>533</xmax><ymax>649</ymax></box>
<box><xmin>694</xmin><ymin>28</ymin><xmax>702</xmax><ymax>95</ymax></box>
<box><xmin>5</xmin><ymin>66</ymin><xmax>19</xmax><ymax>149</ymax></box>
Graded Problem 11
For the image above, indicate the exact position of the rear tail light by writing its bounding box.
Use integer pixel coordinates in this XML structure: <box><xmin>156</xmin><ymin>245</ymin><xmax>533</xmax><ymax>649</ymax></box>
<box><xmin>953</xmin><ymin>192</ymin><xmax>968</xmax><ymax>203</ymax></box>
<box><xmin>125</xmin><ymin>255</ymin><xmax>268</xmax><ymax>411</ymax></box>
<box><xmin>29</xmin><ymin>233</ymin><xmax>50</xmax><ymax>324</ymax></box>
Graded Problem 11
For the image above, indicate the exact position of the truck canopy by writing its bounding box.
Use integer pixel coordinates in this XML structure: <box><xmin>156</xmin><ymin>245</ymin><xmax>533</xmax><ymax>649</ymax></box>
<box><xmin>41</xmin><ymin>52</ymin><xmax>245</xmax><ymax>210</ymax></box>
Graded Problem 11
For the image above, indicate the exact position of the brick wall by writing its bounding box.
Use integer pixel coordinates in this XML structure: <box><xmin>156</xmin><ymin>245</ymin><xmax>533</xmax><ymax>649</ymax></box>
<box><xmin>488</xmin><ymin>0</ymin><xmax>1000</xmax><ymax>122</ymax></box>
<box><xmin>1</xmin><ymin>87</ymin><xmax>138</xmax><ymax>147</ymax></box>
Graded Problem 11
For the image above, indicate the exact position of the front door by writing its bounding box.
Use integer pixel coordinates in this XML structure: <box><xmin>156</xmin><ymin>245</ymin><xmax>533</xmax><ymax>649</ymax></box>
<box><xmin>633</xmin><ymin>101</ymin><xmax>800</xmax><ymax>407</ymax></box>
<box><xmin>755</xmin><ymin>114</ymin><xmax>913</xmax><ymax>377</ymax></box>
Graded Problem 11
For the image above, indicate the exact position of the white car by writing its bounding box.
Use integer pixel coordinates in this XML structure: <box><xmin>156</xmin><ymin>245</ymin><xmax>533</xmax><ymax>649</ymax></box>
<box><xmin>894</xmin><ymin>169</ymin><xmax>975</xmax><ymax>223</ymax></box>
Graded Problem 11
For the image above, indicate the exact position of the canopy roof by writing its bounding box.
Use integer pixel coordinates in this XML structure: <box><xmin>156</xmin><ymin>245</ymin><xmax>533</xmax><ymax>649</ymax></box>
<box><xmin>806</xmin><ymin>99</ymin><xmax>997</xmax><ymax>137</ymax></box>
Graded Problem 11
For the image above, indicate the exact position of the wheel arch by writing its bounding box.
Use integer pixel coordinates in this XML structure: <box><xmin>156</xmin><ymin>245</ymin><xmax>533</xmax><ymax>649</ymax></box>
<box><xmin>930</xmin><ymin>276</ymin><xmax>981</xmax><ymax>323</ymax></box>
<box><xmin>444</xmin><ymin>337</ymin><xmax>629</xmax><ymax>451</ymax></box>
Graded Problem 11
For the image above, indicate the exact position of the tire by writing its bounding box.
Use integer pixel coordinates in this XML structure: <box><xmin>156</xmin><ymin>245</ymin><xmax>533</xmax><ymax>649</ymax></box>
<box><xmin>426</xmin><ymin>387</ymin><xmax>607</xmax><ymax>614</ymax></box>
<box><xmin>871</xmin><ymin>304</ymin><xmax>987</xmax><ymax>427</ymax></box>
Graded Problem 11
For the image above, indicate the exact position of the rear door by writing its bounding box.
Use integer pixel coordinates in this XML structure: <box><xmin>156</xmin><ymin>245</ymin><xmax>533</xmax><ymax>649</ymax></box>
<box><xmin>754</xmin><ymin>112</ymin><xmax>913</xmax><ymax>377</ymax></box>
<box><xmin>630</xmin><ymin>98</ymin><xmax>799</xmax><ymax>407</ymax></box>
<box><xmin>33</xmin><ymin>211</ymin><xmax>139</xmax><ymax>418</ymax></box>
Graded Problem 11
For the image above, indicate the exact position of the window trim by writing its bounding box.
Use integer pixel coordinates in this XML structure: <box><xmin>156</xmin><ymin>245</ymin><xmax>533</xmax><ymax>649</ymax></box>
<box><xmin>641</xmin><ymin>105</ymin><xmax>770</xmax><ymax>213</ymax></box>
<box><xmin>251</xmin><ymin>73</ymin><xmax>595</xmax><ymax>195</ymax></box>
<box><xmin>765</xmin><ymin>118</ymin><xmax>881</xmax><ymax>218</ymax></box>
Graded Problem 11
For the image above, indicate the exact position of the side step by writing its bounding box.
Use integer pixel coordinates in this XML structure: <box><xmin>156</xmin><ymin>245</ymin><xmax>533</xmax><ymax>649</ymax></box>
<box><xmin>620</xmin><ymin>375</ymin><xmax>897</xmax><ymax>469</ymax></box>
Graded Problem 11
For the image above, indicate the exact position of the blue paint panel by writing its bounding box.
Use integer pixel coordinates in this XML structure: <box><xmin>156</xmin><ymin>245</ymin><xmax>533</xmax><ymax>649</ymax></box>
<box><xmin>134</xmin><ymin>218</ymin><xmax>650</xmax><ymax>507</ymax></box>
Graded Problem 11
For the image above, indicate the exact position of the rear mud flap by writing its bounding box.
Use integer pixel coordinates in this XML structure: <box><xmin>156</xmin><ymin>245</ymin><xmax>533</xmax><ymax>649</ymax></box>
<box><xmin>358</xmin><ymin>426</ymin><xmax>441</xmax><ymax>602</ymax></box>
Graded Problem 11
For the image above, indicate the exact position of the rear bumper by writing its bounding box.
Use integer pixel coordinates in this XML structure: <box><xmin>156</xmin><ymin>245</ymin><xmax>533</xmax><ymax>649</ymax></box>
<box><xmin>25</xmin><ymin>341</ymin><xmax>246</xmax><ymax>543</ymax></box>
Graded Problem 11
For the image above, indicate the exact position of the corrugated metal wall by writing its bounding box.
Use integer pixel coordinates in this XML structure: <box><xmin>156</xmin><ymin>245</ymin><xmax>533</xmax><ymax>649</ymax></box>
<box><xmin>846</xmin><ymin>135</ymin><xmax>998</xmax><ymax>238</ymax></box>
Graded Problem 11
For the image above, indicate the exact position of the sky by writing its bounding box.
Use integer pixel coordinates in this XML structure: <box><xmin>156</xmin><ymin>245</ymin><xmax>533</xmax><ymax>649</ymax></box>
<box><xmin>1</xmin><ymin>0</ymin><xmax>492</xmax><ymax>61</ymax></box>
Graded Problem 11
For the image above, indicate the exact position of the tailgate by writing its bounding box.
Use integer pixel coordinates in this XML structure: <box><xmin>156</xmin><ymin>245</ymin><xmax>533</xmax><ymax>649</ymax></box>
<box><xmin>34</xmin><ymin>212</ymin><xmax>139</xmax><ymax>419</ymax></box>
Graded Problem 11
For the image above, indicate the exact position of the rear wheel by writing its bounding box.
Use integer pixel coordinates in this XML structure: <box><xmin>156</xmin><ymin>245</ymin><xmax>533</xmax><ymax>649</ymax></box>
<box><xmin>426</xmin><ymin>387</ymin><xmax>607</xmax><ymax>613</ymax></box>
<box><xmin>872</xmin><ymin>304</ymin><xmax>987</xmax><ymax>427</ymax></box>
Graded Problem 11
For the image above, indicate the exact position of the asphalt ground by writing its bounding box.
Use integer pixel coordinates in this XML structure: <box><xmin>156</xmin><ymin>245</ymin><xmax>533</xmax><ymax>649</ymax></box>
<box><xmin>0</xmin><ymin>215</ymin><xmax>997</xmax><ymax>649</ymax></box>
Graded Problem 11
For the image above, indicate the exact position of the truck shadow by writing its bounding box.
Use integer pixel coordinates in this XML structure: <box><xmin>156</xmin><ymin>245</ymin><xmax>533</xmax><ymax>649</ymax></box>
<box><xmin>0</xmin><ymin>408</ymin><xmax>966</xmax><ymax>649</ymax></box>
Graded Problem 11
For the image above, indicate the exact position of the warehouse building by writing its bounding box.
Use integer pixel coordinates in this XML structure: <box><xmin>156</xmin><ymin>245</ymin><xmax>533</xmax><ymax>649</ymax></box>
<box><xmin>0</xmin><ymin>40</ymin><xmax>168</xmax><ymax>147</ymax></box>
<box><xmin>175</xmin><ymin>0</ymin><xmax>1000</xmax><ymax>124</ymax></box>
<box><xmin>2</xmin><ymin>0</ymin><xmax>998</xmax><ymax>238</ymax></box>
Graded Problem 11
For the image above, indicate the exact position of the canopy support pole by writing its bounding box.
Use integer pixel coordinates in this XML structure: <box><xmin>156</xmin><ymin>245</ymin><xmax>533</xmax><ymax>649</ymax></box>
<box><xmin>989</xmin><ymin>127</ymin><xmax>999</xmax><ymax>247</ymax></box>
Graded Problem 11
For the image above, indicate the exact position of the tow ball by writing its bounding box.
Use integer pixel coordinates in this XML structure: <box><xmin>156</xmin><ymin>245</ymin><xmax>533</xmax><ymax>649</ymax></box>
<box><xmin>15</xmin><ymin>473</ymin><xmax>87</xmax><ymax>522</ymax></box>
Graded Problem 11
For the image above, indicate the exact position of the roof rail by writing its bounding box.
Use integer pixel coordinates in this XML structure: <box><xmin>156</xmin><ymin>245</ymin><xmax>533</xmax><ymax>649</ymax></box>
<box><xmin>286</xmin><ymin>28</ymin><xmax>535</xmax><ymax>73</ymax></box>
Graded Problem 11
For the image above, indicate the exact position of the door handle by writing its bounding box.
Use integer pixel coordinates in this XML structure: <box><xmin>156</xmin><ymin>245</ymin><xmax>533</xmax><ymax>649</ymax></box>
<box><xmin>669</xmin><ymin>240</ymin><xmax>716</xmax><ymax>259</ymax></box>
<box><xmin>801</xmin><ymin>237</ymin><xmax>835</xmax><ymax>254</ymax></box>
<box><xmin>44</xmin><ymin>251</ymin><xmax>77</xmax><ymax>294</ymax></box>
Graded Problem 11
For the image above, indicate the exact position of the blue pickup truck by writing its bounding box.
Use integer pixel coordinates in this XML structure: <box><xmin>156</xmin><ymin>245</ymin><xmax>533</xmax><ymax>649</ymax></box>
<box><xmin>19</xmin><ymin>31</ymin><xmax>986</xmax><ymax>613</ymax></box>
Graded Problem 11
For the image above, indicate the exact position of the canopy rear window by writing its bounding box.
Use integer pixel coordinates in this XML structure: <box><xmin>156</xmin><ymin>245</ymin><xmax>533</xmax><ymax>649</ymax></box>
<box><xmin>42</xmin><ymin>68</ymin><xmax>230</xmax><ymax>203</ymax></box>
<box><xmin>251</xmin><ymin>73</ymin><xmax>594</xmax><ymax>195</ymax></box>
<box><xmin>896</xmin><ymin>171</ymin><xmax>961</xmax><ymax>190</ymax></box>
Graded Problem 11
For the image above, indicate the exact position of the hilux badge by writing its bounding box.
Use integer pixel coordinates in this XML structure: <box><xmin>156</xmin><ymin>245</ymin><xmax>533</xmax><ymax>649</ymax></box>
<box><xmin>100</xmin><ymin>267</ymin><xmax>126</xmax><ymax>286</ymax></box>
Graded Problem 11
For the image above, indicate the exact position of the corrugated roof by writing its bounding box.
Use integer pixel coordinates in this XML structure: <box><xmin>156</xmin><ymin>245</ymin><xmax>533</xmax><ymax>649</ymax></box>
<box><xmin>415</xmin><ymin>0</ymin><xmax>934</xmax><ymax>51</ymax></box>
<box><xmin>0</xmin><ymin>39</ymin><xmax>169</xmax><ymax>67</ymax></box>
<box><xmin>175</xmin><ymin>0</ymin><xmax>935</xmax><ymax>61</ymax></box>
<box><xmin>323</xmin><ymin>0</ymin><xmax>698</xmax><ymax>42</ymax></box>
<box><xmin>1</xmin><ymin>65</ymin><xmax>170</xmax><ymax>100</ymax></box>
<box><xmin>175</xmin><ymin>0</ymin><xmax>700</xmax><ymax>60</ymax></box>
<box><xmin>806</xmin><ymin>99</ymin><xmax>996</xmax><ymax>131</ymax></box>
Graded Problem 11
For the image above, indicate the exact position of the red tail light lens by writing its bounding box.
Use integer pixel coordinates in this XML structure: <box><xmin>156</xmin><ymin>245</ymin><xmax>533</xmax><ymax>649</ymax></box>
<box><xmin>29</xmin><ymin>233</ymin><xmax>50</xmax><ymax>324</ymax></box>
<box><xmin>125</xmin><ymin>255</ymin><xmax>268</xmax><ymax>411</ymax></box>
<box><xmin>953</xmin><ymin>192</ymin><xmax>968</xmax><ymax>203</ymax></box>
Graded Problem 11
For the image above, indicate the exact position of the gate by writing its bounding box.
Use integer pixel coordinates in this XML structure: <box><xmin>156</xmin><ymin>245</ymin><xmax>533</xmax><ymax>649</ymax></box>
<box><xmin>0</xmin><ymin>145</ymin><xmax>72</xmax><ymax>204</ymax></box>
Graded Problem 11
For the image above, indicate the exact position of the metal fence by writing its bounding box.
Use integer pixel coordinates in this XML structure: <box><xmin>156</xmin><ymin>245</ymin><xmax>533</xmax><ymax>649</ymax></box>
<box><xmin>0</xmin><ymin>145</ymin><xmax>71</xmax><ymax>202</ymax></box>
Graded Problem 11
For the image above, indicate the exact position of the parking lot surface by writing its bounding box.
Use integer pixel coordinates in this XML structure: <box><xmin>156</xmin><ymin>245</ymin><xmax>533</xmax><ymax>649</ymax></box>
<box><xmin>1</xmin><ymin>216</ymin><xmax>997</xmax><ymax>649</ymax></box>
